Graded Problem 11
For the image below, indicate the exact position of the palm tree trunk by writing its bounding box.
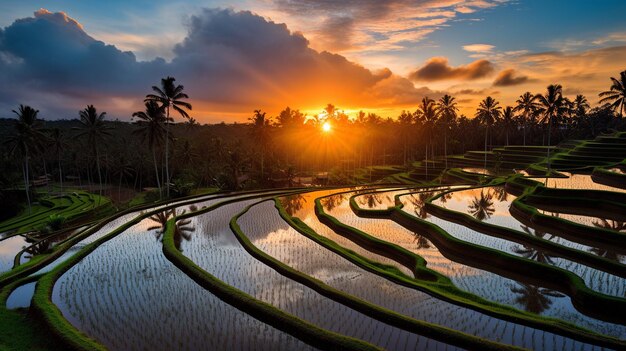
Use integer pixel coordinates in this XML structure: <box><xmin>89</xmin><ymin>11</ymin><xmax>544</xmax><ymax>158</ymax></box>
<box><xmin>95</xmin><ymin>145</ymin><xmax>102</xmax><ymax>205</ymax></box>
<box><xmin>152</xmin><ymin>147</ymin><xmax>162</xmax><ymax>199</ymax></box>
<box><xmin>165</xmin><ymin>106</ymin><xmax>171</xmax><ymax>198</ymax></box>
<box><xmin>444</xmin><ymin>130</ymin><xmax>448</xmax><ymax>169</ymax></box>
<box><xmin>58</xmin><ymin>152</ymin><xmax>63</xmax><ymax>191</ymax></box>
<box><xmin>484</xmin><ymin>126</ymin><xmax>488</xmax><ymax>170</ymax></box>
<box><xmin>23</xmin><ymin>151</ymin><xmax>32</xmax><ymax>214</ymax></box>
<box><xmin>546</xmin><ymin>116</ymin><xmax>552</xmax><ymax>173</ymax></box>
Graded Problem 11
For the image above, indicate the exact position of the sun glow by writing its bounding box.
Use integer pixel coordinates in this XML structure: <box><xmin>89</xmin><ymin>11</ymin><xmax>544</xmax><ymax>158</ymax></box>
<box><xmin>322</xmin><ymin>121</ymin><xmax>332</xmax><ymax>132</ymax></box>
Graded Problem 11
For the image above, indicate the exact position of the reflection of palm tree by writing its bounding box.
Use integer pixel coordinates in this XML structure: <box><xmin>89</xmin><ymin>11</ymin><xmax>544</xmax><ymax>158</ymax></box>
<box><xmin>491</xmin><ymin>186</ymin><xmax>509</xmax><ymax>202</ymax></box>
<box><xmin>320</xmin><ymin>194</ymin><xmax>345</xmax><ymax>212</ymax></box>
<box><xmin>413</xmin><ymin>232</ymin><xmax>431</xmax><ymax>249</ymax></box>
<box><xmin>148</xmin><ymin>209</ymin><xmax>195</xmax><ymax>251</ymax></box>
<box><xmin>24</xmin><ymin>238</ymin><xmax>52</xmax><ymax>259</ymax></box>
<box><xmin>590</xmin><ymin>219</ymin><xmax>625</xmax><ymax>262</ymax></box>
<box><xmin>407</xmin><ymin>191</ymin><xmax>433</xmax><ymax>219</ymax></box>
<box><xmin>281</xmin><ymin>194</ymin><xmax>306</xmax><ymax>216</ymax></box>
<box><xmin>511</xmin><ymin>283</ymin><xmax>564</xmax><ymax>314</ymax></box>
<box><xmin>358</xmin><ymin>193</ymin><xmax>383</xmax><ymax>209</ymax></box>
<box><xmin>467</xmin><ymin>190</ymin><xmax>495</xmax><ymax>221</ymax></box>
<box><xmin>514</xmin><ymin>225</ymin><xmax>555</xmax><ymax>264</ymax></box>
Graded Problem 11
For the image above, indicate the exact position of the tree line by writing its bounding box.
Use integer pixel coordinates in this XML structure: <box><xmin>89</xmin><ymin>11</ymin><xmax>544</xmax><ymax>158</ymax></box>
<box><xmin>1</xmin><ymin>71</ymin><xmax>625</xmax><ymax>213</ymax></box>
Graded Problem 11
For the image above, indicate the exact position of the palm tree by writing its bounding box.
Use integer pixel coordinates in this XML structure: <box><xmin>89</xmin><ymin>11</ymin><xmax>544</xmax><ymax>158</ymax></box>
<box><xmin>573</xmin><ymin>95</ymin><xmax>590</xmax><ymax>117</ymax></box>
<box><xmin>4</xmin><ymin>105</ymin><xmax>47</xmax><ymax>213</ymax></box>
<box><xmin>467</xmin><ymin>190</ymin><xmax>495</xmax><ymax>221</ymax></box>
<box><xmin>74</xmin><ymin>105</ymin><xmax>112</xmax><ymax>198</ymax></box>
<box><xmin>49</xmin><ymin>128</ymin><xmax>68</xmax><ymax>191</ymax></box>
<box><xmin>514</xmin><ymin>92</ymin><xmax>540</xmax><ymax>146</ymax></box>
<box><xmin>145</xmin><ymin>76</ymin><xmax>193</xmax><ymax>198</ymax></box>
<box><xmin>248</xmin><ymin>109</ymin><xmax>272</xmax><ymax>180</ymax></box>
<box><xmin>475</xmin><ymin>96</ymin><xmax>502</xmax><ymax>169</ymax></box>
<box><xmin>436</xmin><ymin>94</ymin><xmax>458</xmax><ymax>168</ymax></box>
<box><xmin>536</xmin><ymin>85</ymin><xmax>566</xmax><ymax>172</ymax></box>
<box><xmin>598</xmin><ymin>70</ymin><xmax>626</xmax><ymax>118</ymax></box>
<box><xmin>132</xmin><ymin>100</ymin><xmax>168</xmax><ymax>198</ymax></box>
<box><xmin>415</xmin><ymin>97</ymin><xmax>439</xmax><ymax>175</ymax></box>
<box><xmin>501</xmin><ymin>106</ymin><xmax>515</xmax><ymax>146</ymax></box>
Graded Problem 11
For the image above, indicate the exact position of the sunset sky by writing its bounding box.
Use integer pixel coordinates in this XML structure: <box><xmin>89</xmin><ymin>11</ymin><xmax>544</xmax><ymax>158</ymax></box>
<box><xmin>1</xmin><ymin>0</ymin><xmax>625</xmax><ymax>123</ymax></box>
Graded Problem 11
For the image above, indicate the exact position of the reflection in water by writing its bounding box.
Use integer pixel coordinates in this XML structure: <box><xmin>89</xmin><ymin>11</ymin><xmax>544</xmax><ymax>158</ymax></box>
<box><xmin>407</xmin><ymin>192</ymin><xmax>434</xmax><ymax>219</ymax></box>
<box><xmin>492</xmin><ymin>186</ymin><xmax>509</xmax><ymax>202</ymax></box>
<box><xmin>591</xmin><ymin>219</ymin><xmax>625</xmax><ymax>262</ymax></box>
<box><xmin>467</xmin><ymin>190</ymin><xmax>495</xmax><ymax>221</ymax></box>
<box><xmin>510</xmin><ymin>283</ymin><xmax>565</xmax><ymax>314</ymax></box>
<box><xmin>147</xmin><ymin>209</ymin><xmax>195</xmax><ymax>250</ymax></box>
<box><xmin>513</xmin><ymin>226</ymin><xmax>556</xmax><ymax>265</ymax></box>
<box><xmin>412</xmin><ymin>232</ymin><xmax>431</xmax><ymax>249</ymax></box>
<box><xmin>320</xmin><ymin>194</ymin><xmax>345</xmax><ymax>212</ymax></box>
<box><xmin>281</xmin><ymin>194</ymin><xmax>306</xmax><ymax>216</ymax></box>
<box><xmin>23</xmin><ymin>237</ymin><xmax>52</xmax><ymax>259</ymax></box>
<box><xmin>358</xmin><ymin>193</ymin><xmax>383</xmax><ymax>209</ymax></box>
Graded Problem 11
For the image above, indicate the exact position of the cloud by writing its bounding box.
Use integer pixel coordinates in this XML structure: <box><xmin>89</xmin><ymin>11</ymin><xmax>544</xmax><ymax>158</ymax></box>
<box><xmin>463</xmin><ymin>43</ymin><xmax>494</xmax><ymax>53</ymax></box>
<box><xmin>0</xmin><ymin>8</ymin><xmax>433</xmax><ymax>121</ymax></box>
<box><xmin>492</xmin><ymin>68</ymin><xmax>529</xmax><ymax>86</ymax></box>
<box><xmin>408</xmin><ymin>57</ymin><xmax>494</xmax><ymax>82</ymax></box>
<box><xmin>270</xmin><ymin>0</ymin><xmax>508</xmax><ymax>53</ymax></box>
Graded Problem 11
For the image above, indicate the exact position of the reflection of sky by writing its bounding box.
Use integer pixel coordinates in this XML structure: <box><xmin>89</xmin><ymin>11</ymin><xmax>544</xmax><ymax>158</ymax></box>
<box><xmin>0</xmin><ymin>235</ymin><xmax>28</xmax><ymax>273</ymax></box>
<box><xmin>250</xmin><ymin>197</ymin><xmax>625</xmax><ymax>344</ymax></box>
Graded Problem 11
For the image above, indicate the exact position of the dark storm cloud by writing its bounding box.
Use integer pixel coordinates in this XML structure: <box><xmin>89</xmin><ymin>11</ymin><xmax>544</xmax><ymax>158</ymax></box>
<box><xmin>409</xmin><ymin>57</ymin><xmax>494</xmax><ymax>82</ymax></box>
<box><xmin>0</xmin><ymin>8</ymin><xmax>432</xmax><ymax>120</ymax></box>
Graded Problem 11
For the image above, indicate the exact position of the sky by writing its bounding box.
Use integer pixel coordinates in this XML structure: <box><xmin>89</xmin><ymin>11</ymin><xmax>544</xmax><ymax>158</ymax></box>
<box><xmin>0</xmin><ymin>0</ymin><xmax>625</xmax><ymax>123</ymax></box>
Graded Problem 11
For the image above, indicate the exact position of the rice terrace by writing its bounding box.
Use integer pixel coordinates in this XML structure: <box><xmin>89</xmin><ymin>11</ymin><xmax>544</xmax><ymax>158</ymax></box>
<box><xmin>1</xmin><ymin>1</ymin><xmax>626</xmax><ymax>351</ymax></box>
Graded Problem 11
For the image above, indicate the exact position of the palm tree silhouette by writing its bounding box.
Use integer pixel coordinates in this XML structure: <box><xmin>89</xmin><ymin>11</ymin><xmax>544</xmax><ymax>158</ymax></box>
<box><xmin>49</xmin><ymin>128</ymin><xmax>68</xmax><ymax>191</ymax></box>
<box><xmin>74</xmin><ymin>105</ymin><xmax>111</xmax><ymax>199</ymax></box>
<box><xmin>573</xmin><ymin>95</ymin><xmax>590</xmax><ymax>117</ymax></box>
<box><xmin>148</xmin><ymin>208</ymin><xmax>195</xmax><ymax>251</ymax></box>
<box><xmin>475</xmin><ymin>96</ymin><xmax>502</xmax><ymax>169</ymax></box>
<box><xmin>248</xmin><ymin>109</ymin><xmax>272</xmax><ymax>180</ymax></box>
<box><xmin>4</xmin><ymin>105</ymin><xmax>47</xmax><ymax>213</ymax></box>
<box><xmin>501</xmin><ymin>106</ymin><xmax>515</xmax><ymax>146</ymax></box>
<box><xmin>510</xmin><ymin>283</ymin><xmax>564</xmax><ymax>314</ymax></box>
<box><xmin>513</xmin><ymin>225</ymin><xmax>555</xmax><ymax>264</ymax></box>
<box><xmin>598</xmin><ymin>70</ymin><xmax>626</xmax><ymax>118</ymax></box>
<box><xmin>536</xmin><ymin>85</ymin><xmax>566</xmax><ymax>172</ymax></box>
<box><xmin>467</xmin><ymin>190</ymin><xmax>495</xmax><ymax>221</ymax></box>
<box><xmin>415</xmin><ymin>97</ymin><xmax>439</xmax><ymax>171</ymax></box>
<box><xmin>145</xmin><ymin>76</ymin><xmax>193</xmax><ymax>198</ymax></box>
<box><xmin>132</xmin><ymin>100</ymin><xmax>168</xmax><ymax>199</ymax></box>
<box><xmin>436</xmin><ymin>94</ymin><xmax>458</xmax><ymax>168</ymax></box>
<box><xmin>514</xmin><ymin>92</ymin><xmax>539</xmax><ymax>146</ymax></box>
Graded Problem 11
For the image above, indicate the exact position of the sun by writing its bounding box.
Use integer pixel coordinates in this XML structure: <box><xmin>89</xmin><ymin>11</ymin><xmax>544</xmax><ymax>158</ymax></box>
<box><xmin>322</xmin><ymin>121</ymin><xmax>332</xmax><ymax>132</ymax></box>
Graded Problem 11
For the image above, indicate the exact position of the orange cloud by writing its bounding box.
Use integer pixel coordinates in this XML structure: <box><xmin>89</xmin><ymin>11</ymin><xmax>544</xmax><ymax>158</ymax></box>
<box><xmin>492</xmin><ymin>69</ymin><xmax>529</xmax><ymax>86</ymax></box>
<box><xmin>409</xmin><ymin>57</ymin><xmax>495</xmax><ymax>82</ymax></box>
